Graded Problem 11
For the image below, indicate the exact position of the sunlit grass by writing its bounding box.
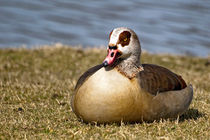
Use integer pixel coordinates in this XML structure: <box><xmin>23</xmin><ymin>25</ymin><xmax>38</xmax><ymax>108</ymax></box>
<box><xmin>0</xmin><ymin>45</ymin><xmax>209</xmax><ymax>139</ymax></box>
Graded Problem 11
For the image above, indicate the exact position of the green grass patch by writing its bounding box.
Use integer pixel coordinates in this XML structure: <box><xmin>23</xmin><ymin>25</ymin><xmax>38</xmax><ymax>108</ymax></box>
<box><xmin>0</xmin><ymin>45</ymin><xmax>209</xmax><ymax>139</ymax></box>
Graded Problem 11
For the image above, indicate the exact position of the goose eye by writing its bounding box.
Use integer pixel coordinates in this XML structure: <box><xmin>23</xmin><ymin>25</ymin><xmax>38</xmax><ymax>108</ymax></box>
<box><xmin>124</xmin><ymin>38</ymin><xmax>127</xmax><ymax>42</ymax></box>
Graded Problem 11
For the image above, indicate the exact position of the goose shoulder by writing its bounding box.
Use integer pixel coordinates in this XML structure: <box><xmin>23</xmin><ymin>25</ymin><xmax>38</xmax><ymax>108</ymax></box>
<box><xmin>74</xmin><ymin>64</ymin><xmax>103</xmax><ymax>91</ymax></box>
<box><xmin>137</xmin><ymin>64</ymin><xmax>187</xmax><ymax>96</ymax></box>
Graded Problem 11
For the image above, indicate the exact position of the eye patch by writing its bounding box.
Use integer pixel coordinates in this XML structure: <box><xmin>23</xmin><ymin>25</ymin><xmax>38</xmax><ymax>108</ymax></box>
<box><xmin>117</xmin><ymin>31</ymin><xmax>131</xmax><ymax>47</ymax></box>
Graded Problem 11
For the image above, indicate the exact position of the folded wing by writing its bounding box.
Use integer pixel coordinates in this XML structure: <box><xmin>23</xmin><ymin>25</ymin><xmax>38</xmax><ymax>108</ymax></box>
<box><xmin>138</xmin><ymin>64</ymin><xmax>187</xmax><ymax>95</ymax></box>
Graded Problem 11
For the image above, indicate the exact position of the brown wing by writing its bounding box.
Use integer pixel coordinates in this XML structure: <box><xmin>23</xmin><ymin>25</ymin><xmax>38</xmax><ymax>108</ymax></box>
<box><xmin>74</xmin><ymin>64</ymin><xmax>103</xmax><ymax>91</ymax></box>
<box><xmin>138</xmin><ymin>64</ymin><xmax>187</xmax><ymax>95</ymax></box>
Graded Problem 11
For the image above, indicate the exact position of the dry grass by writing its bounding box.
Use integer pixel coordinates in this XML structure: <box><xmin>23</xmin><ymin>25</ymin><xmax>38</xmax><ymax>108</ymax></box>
<box><xmin>0</xmin><ymin>45</ymin><xmax>209</xmax><ymax>139</ymax></box>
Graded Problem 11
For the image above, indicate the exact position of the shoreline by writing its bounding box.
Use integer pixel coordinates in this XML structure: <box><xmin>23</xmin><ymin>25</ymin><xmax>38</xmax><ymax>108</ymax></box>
<box><xmin>0</xmin><ymin>43</ymin><xmax>209</xmax><ymax>58</ymax></box>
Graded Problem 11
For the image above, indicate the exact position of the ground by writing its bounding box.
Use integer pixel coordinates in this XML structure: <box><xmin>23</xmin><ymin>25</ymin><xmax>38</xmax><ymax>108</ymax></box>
<box><xmin>0</xmin><ymin>45</ymin><xmax>209</xmax><ymax>139</ymax></box>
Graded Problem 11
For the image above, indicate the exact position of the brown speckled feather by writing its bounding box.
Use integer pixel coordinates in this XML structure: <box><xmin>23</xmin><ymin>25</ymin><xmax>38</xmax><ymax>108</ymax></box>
<box><xmin>75</xmin><ymin>64</ymin><xmax>103</xmax><ymax>91</ymax></box>
<box><xmin>138</xmin><ymin>64</ymin><xmax>187</xmax><ymax>95</ymax></box>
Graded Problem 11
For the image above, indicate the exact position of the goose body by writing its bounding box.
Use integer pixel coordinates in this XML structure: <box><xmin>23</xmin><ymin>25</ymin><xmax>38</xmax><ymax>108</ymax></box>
<box><xmin>71</xmin><ymin>27</ymin><xmax>193</xmax><ymax>123</ymax></box>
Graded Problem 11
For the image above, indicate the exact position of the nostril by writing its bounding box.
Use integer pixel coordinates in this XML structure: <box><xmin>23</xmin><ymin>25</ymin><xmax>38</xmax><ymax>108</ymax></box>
<box><xmin>103</xmin><ymin>61</ymin><xmax>108</xmax><ymax>67</ymax></box>
<box><xmin>111</xmin><ymin>52</ymin><xmax>114</xmax><ymax>57</ymax></box>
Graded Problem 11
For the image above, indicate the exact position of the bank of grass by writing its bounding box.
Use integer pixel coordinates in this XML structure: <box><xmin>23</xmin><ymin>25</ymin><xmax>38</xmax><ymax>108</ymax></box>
<box><xmin>0</xmin><ymin>45</ymin><xmax>209</xmax><ymax>139</ymax></box>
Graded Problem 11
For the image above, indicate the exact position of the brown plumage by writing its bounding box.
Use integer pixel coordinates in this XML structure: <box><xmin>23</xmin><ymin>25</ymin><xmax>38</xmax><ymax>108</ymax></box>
<box><xmin>138</xmin><ymin>64</ymin><xmax>187</xmax><ymax>95</ymax></box>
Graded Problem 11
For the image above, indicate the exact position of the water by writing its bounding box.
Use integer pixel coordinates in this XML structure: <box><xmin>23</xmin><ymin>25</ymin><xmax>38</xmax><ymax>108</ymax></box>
<box><xmin>0</xmin><ymin>0</ymin><xmax>210</xmax><ymax>57</ymax></box>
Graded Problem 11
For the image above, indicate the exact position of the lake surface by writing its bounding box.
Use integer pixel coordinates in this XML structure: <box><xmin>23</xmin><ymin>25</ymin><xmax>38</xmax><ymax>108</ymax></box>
<box><xmin>0</xmin><ymin>0</ymin><xmax>210</xmax><ymax>56</ymax></box>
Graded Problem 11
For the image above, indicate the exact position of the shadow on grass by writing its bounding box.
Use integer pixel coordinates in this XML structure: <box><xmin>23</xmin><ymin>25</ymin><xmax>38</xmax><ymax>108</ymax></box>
<box><xmin>75</xmin><ymin>108</ymin><xmax>205</xmax><ymax>126</ymax></box>
<box><xmin>179</xmin><ymin>108</ymin><xmax>204</xmax><ymax>122</ymax></box>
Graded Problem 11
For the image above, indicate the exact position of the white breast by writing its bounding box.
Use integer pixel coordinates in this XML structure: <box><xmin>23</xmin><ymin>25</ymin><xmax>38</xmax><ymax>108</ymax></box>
<box><xmin>73</xmin><ymin>67</ymin><xmax>148</xmax><ymax>123</ymax></box>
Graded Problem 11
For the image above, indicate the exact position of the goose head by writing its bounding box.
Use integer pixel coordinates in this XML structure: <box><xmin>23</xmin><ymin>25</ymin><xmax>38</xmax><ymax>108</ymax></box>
<box><xmin>103</xmin><ymin>27</ymin><xmax>142</xmax><ymax>67</ymax></box>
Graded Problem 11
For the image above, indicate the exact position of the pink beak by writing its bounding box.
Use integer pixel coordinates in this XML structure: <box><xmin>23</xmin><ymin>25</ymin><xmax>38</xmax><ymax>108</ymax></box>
<box><xmin>103</xmin><ymin>48</ymin><xmax>120</xmax><ymax>67</ymax></box>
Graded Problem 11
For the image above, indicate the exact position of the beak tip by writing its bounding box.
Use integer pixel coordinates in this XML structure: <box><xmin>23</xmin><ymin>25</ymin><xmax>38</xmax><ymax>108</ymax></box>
<box><xmin>103</xmin><ymin>61</ymin><xmax>108</xmax><ymax>67</ymax></box>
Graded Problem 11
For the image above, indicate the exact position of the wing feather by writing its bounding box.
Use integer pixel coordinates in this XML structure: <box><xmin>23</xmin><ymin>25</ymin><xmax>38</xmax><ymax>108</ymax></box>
<box><xmin>138</xmin><ymin>64</ymin><xmax>187</xmax><ymax>95</ymax></box>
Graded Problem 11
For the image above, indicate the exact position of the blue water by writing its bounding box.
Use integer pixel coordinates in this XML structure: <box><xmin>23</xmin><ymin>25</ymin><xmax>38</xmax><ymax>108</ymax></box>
<box><xmin>0</xmin><ymin>0</ymin><xmax>210</xmax><ymax>56</ymax></box>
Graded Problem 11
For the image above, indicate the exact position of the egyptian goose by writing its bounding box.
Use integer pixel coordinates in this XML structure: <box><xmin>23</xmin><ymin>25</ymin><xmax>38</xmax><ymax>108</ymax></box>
<box><xmin>71</xmin><ymin>27</ymin><xmax>193</xmax><ymax>123</ymax></box>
